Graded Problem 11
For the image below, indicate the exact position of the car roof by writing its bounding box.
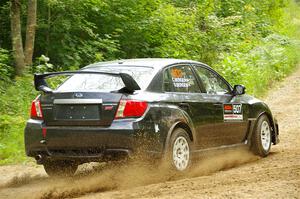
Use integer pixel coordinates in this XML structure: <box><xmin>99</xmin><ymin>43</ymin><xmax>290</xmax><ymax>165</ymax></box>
<box><xmin>84</xmin><ymin>58</ymin><xmax>207</xmax><ymax>71</ymax></box>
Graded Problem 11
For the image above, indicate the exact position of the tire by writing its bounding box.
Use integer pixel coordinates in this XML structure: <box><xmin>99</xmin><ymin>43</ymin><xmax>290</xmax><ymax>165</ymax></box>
<box><xmin>43</xmin><ymin>160</ymin><xmax>78</xmax><ymax>177</ymax></box>
<box><xmin>251</xmin><ymin>114</ymin><xmax>272</xmax><ymax>157</ymax></box>
<box><xmin>167</xmin><ymin>128</ymin><xmax>192</xmax><ymax>171</ymax></box>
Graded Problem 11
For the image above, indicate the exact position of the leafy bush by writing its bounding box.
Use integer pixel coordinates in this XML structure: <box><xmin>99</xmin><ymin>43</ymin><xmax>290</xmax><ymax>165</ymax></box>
<box><xmin>216</xmin><ymin>34</ymin><xmax>299</xmax><ymax>96</ymax></box>
<box><xmin>0</xmin><ymin>48</ymin><xmax>13</xmax><ymax>82</ymax></box>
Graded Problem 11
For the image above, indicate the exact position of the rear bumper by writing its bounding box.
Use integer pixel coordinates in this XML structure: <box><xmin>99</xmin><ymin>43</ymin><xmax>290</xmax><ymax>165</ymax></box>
<box><xmin>24</xmin><ymin>119</ymin><xmax>163</xmax><ymax>163</ymax></box>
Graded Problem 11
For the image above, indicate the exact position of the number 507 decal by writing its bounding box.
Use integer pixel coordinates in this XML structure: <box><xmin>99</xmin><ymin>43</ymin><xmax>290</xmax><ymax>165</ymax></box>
<box><xmin>223</xmin><ymin>104</ymin><xmax>243</xmax><ymax>121</ymax></box>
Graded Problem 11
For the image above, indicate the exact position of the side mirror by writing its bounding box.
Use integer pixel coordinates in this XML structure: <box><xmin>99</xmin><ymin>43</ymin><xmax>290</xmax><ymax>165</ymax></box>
<box><xmin>233</xmin><ymin>84</ymin><xmax>246</xmax><ymax>95</ymax></box>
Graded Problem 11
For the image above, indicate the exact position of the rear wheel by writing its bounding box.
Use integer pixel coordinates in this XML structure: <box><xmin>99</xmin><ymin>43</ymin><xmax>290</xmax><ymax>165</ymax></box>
<box><xmin>43</xmin><ymin>160</ymin><xmax>78</xmax><ymax>177</ymax></box>
<box><xmin>167</xmin><ymin>128</ymin><xmax>192</xmax><ymax>171</ymax></box>
<box><xmin>251</xmin><ymin>115</ymin><xmax>272</xmax><ymax>157</ymax></box>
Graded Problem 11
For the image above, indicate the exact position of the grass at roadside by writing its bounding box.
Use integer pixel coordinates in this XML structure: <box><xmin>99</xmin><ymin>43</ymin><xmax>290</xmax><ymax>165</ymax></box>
<box><xmin>0</xmin><ymin>76</ymin><xmax>38</xmax><ymax>164</ymax></box>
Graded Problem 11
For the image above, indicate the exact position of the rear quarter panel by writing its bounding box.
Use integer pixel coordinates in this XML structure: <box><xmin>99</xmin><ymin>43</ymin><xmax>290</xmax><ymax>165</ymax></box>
<box><xmin>130</xmin><ymin>91</ymin><xmax>196</xmax><ymax>153</ymax></box>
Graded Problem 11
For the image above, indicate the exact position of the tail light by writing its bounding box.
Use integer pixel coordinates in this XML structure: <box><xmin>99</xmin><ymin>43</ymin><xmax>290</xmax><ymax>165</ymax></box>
<box><xmin>115</xmin><ymin>100</ymin><xmax>148</xmax><ymax>119</ymax></box>
<box><xmin>30</xmin><ymin>96</ymin><xmax>43</xmax><ymax>119</ymax></box>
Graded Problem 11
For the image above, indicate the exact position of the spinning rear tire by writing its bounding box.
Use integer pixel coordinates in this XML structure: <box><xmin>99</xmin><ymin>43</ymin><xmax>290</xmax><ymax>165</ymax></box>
<box><xmin>168</xmin><ymin>128</ymin><xmax>192</xmax><ymax>171</ymax></box>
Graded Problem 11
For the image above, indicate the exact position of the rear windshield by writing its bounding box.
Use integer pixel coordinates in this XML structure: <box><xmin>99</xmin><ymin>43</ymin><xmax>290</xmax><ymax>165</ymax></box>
<box><xmin>56</xmin><ymin>66</ymin><xmax>154</xmax><ymax>92</ymax></box>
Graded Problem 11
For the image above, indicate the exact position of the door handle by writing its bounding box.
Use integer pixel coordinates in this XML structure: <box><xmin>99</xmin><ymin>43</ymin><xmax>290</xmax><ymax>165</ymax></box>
<box><xmin>179</xmin><ymin>102</ymin><xmax>190</xmax><ymax>109</ymax></box>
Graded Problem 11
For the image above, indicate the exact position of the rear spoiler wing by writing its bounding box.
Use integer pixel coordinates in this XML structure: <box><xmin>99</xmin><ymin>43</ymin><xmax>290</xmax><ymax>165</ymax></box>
<box><xmin>34</xmin><ymin>71</ymin><xmax>141</xmax><ymax>93</ymax></box>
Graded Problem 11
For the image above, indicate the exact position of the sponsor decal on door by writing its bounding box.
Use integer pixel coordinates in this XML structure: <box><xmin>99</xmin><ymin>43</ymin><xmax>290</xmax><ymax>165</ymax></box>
<box><xmin>223</xmin><ymin>104</ymin><xmax>243</xmax><ymax>121</ymax></box>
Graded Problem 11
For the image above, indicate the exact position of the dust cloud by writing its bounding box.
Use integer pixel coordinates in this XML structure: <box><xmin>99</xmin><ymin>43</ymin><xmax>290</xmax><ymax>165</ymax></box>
<box><xmin>35</xmin><ymin>146</ymin><xmax>257</xmax><ymax>199</ymax></box>
<box><xmin>0</xmin><ymin>173</ymin><xmax>45</xmax><ymax>189</ymax></box>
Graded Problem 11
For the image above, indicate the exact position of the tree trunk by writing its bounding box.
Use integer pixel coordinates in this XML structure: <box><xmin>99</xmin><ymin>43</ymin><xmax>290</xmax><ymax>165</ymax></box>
<box><xmin>24</xmin><ymin>0</ymin><xmax>37</xmax><ymax>66</ymax></box>
<box><xmin>46</xmin><ymin>3</ymin><xmax>50</xmax><ymax>56</ymax></box>
<box><xmin>10</xmin><ymin>0</ymin><xmax>25</xmax><ymax>76</ymax></box>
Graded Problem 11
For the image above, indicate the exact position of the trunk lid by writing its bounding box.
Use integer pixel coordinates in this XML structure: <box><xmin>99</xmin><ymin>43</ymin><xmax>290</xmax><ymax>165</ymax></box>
<box><xmin>41</xmin><ymin>92</ymin><xmax>122</xmax><ymax>126</ymax></box>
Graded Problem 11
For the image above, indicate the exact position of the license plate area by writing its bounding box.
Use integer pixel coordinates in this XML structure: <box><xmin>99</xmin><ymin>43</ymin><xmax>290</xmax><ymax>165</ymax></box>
<box><xmin>54</xmin><ymin>104</ymin><xmax>100</xmax><ymax>120</ymax></box>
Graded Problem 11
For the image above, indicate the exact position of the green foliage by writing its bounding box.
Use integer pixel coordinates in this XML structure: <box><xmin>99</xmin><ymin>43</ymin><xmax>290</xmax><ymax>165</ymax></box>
<box><xmin>34</xmin><ymin>0</ymin><xmax>121</xmax><ymax>69</ymax></box>
<box><xmin>0</xmin><ymin>48</ymin><xmax>14</xmax><ymax>82</ymax></box>
<box><xmin>32</xmin><ymin>55</ymin><xmax>54</xmax><ymax>73</ymax></box>
<box><xmin>216</xmin><ymin>34</ymin><xmax>299</xmax><ymax>96</ymax></box>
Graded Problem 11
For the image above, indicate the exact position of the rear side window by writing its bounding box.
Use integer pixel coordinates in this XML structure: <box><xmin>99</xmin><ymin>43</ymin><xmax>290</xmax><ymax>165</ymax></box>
<box><xmin>164</xmin><ymin>65</ymin><xmax>201</xmax><ymax>93</ymax></box>
<box><xmin>56</xmin><ymin>66</ymin><xmax>154</xmax><ymax>92</ymax></box>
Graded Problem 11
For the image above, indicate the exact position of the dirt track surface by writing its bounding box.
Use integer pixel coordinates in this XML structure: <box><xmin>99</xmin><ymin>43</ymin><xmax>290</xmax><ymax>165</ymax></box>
<box><xmin>0</xmin><ymin>67</ymin><xmax>299</xmax><ymax>199</ymax></box>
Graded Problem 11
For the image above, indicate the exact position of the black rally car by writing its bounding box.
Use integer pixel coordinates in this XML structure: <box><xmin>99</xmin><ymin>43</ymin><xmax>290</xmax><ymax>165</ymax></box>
<box><xmin>25</xmin><ymin>58</ymin><xmax>279</xmax><ymax>176</ymax></box>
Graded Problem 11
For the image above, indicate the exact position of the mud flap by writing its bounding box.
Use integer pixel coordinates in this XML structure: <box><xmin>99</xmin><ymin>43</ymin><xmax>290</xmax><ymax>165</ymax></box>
<box><xmin>245</xmin><ymin>119</ymin><xmax>257</xmax><ymax>148</ymax></box>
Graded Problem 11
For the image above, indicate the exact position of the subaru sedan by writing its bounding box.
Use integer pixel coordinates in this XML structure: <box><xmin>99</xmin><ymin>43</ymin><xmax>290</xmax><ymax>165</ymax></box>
<box><xmin>25</xmin><ymin>58</ymin><xmax>279</xmax><ymax>176</ymax></box>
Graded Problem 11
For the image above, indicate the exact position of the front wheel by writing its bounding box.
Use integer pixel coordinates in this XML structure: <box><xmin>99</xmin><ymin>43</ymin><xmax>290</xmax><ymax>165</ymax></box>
<box><xmin>43</xmin><ymin>160</ymin><xmax>78</xmax><ymax>177</ymax></box>
<box><xmin>251</xmin><ymin>115</ymin><xmax>272</xmax><ymax>157</ymax></box>
<box><xmin>167</xmin><ymin>128</ymin><xmax>192</xmax><ymax>171</ymax></box>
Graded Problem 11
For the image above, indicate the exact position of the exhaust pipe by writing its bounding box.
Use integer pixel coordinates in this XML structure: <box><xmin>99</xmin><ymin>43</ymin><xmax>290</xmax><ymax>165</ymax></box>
<box><xmin>35</xmin><ymin>155</ymin><xmax>43</xmax><ymax>164</ymax></box>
